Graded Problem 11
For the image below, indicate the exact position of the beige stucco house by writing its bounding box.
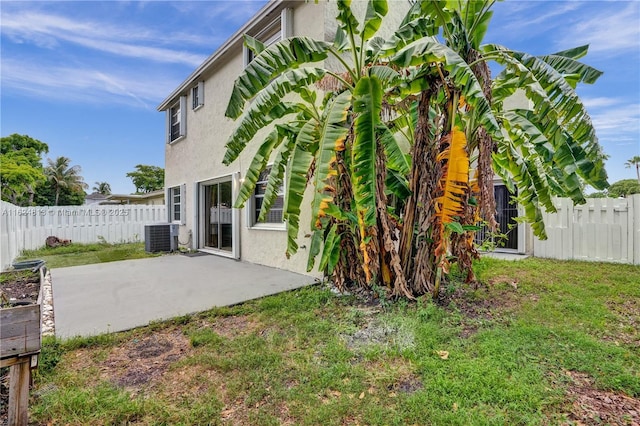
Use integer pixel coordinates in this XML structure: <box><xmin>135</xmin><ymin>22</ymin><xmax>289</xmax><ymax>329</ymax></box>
<box><xmin>159</xmin><ymin>0</ymin><xmax>530</xmax><ymax>278</ymax></box>
<box><xmin>158</xmin><ymin>0</ymin><xmax>414</xmax><ymax>275</ymax></box>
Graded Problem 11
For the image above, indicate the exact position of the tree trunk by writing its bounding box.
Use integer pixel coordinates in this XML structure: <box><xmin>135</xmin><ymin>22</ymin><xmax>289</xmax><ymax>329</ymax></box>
<box><xmin>469</xmin><ymin>49</ymin><xmax>497</xmax><ymax>231</ymax></box>
<box><xmin>332</xmin><ymin>142</ymin><xmax>367</xmax><ymax>292</ymax></box>
<box><xmin>398</xmin><ymin>84</ymin><xmax>441</xmax><ymax>297</ymax></box>
<box><xmin>375</xmin><ymin>142</ymin><xmax>412</xmax><ymax>299</ymax></box>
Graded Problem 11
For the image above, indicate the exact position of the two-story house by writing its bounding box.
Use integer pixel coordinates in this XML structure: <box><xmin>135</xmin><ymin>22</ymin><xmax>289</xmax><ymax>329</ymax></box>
<box><xmin>158</xmin><ymin>0</ymin><xmax>417</xmax><ymax>276</ymax></box>
<box><xmin>158</xmin><ymin>0</ymin><xmax>529</xmax><ymax>277</ymax></box>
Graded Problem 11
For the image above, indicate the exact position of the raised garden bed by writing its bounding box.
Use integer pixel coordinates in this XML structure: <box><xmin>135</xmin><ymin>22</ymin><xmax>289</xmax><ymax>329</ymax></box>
<box><xmin>1</xmin><ymin>261</ymin><xmax>46</xmax><ymax>426</ymax></box>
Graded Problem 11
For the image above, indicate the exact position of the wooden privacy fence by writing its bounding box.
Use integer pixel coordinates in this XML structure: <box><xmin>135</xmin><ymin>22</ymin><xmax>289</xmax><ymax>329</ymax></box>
<box><xmin>533</xmin><ymin>195</ymin><xmax>640</xmax><ymax>265</ymax></box>
<box><xmin>1</xmin><ymin>201</ymin><xmax>167</xmax><ymax>270</ymax></box>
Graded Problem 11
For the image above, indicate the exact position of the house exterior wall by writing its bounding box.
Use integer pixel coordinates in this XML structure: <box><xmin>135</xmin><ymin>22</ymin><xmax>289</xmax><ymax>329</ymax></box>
<box><xmin>162</xmin><ymin>1</ymin><xmax>412</xmax><ymax>276</ymax></box>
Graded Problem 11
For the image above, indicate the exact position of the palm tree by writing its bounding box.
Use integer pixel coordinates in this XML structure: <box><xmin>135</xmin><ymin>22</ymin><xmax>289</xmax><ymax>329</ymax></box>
<box><xmin>223</xmin><ymin>0</ymin><xmax>608</xmax><ymax>299</ymax></box>
<box><xmin>93</xmin><ymin>181</ymin><xmax>112</xmax><ymax>195</ymax></box>
<box><xmin>44</xmin><ymin>156</ymin><xmax>88</xmax><ymax>206</ymax></box>
<box><xmin>625</xmin><ymin>156</ymin><xmax>640</xmax><ymax>183</ymax></box>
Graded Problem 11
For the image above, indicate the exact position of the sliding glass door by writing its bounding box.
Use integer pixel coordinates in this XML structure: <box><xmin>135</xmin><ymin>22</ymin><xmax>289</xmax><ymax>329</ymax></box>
<box><xmin>203</xmin><ymin>179</ymin><xmax>233</xmax><ymax>252</ymax></box>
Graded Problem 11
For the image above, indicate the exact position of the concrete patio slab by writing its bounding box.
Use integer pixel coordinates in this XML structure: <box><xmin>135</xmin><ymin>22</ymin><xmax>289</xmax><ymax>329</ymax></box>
<box><xmin>51</xmin><ymin>253</ymin><xmax>314</xmax><ymax>338</ymax></box>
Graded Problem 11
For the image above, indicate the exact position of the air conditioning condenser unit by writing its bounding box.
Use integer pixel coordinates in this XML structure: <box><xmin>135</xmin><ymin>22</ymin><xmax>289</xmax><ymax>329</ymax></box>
<box><xmin>145</xmin><ymin>224</ymin><xmax>178</xmax><ymax>252</ymax></box>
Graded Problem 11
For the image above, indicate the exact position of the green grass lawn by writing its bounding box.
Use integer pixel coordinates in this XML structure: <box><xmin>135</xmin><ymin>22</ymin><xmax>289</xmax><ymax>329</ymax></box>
<box><xmin>17</xmin><ymin>241</ymin><xmax>162</xmax><ymax>268</ymax></box>
<box><xmin>31</xmin><ymin>257</ymin><xmax>640</xmax><ymax>425</ymax></box>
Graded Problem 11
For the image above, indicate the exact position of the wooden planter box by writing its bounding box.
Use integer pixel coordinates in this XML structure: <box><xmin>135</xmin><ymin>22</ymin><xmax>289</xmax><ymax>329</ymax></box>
<box><xmin>1</xmin><ymin>260</ymin><xmax>45</xmax><ymax>426</ymax></box>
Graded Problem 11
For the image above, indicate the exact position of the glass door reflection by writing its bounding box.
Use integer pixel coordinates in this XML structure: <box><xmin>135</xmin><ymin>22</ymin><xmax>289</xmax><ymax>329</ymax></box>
<box><xmin>204</xmin><ymin>180</ymin><xmax>233</xmax><ymax>252</ymax></box>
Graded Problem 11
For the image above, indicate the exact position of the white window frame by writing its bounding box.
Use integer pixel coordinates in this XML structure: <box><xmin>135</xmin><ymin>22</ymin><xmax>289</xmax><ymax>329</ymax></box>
<box><xmin>192</xmin><ymin>81</ymin><xmax>204</xmax><ymax>110</ymax></box>
<box><xmin>249</xmin><ymin>165</ymin><xmax>285</xmax><ymax>231</ymax></box>
<box><xmin>243</xmin><ymin>8</ymin><xmax>292</xmax><ymax>67</ymax></box>
<box><xmin>168</xmin><ymin>184</ymin><xmax>185</xmax><ymax>225</ymax></box>
<box><xmin>166</xmin><ymin>96</ymin><xmax>187</xmax><ymax>143</ymax></box>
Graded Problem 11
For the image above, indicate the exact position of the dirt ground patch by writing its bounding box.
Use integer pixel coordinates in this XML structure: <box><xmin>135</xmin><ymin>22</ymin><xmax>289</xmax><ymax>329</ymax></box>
<box><xmin>442</xmin><ymin>276</ymin><xmax>525</xmax><ymax>338</ymax></box>
<box><xmin>208</xmin><ymin>314</ymin><xmax>263</xmax><ymax>339</ymax></box>
<box><xmin>605</xmin><ymin>299</ymin><xmax>640</xmax><ymax>348</ymax></box>
<box><xmin>100</xmin><ymin>328</ymin><xmax>191</xmax><ymax>394</ymax></box>
<box><xmin>564</xmin><ymin>370</ymin><xmax>640</xmax><ymax>426</ymax></box>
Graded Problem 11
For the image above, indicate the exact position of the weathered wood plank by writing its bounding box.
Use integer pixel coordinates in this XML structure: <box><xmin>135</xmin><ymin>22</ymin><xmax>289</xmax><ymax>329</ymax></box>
<box><xmin>1</xmin><ymin>304</ymin><xmax>41</xmax><ymax>358</ymax></box>
<box><xmin>1</xmin><ymin>317</ymin><xmax>41</xmax><ymax>339</ymax></box>
<box><xmin>8</xmin><ymin>357</ymin><xmax>31</xmax><ymax>426</ymax></box>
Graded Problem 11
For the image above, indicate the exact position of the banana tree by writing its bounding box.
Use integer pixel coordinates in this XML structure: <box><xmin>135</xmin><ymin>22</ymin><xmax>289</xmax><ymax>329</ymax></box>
<box><xmin>224</xmin><ymin>0</ymin><xmax>426</xmax><ymax>297</ymax></box>
<box><xmin>223</xmin><ymin>0</ymin><xmax>608</xmax><ymax>299</ymax></box>
<box><xmin>382</xmin><ymin>0</ymin><xmax>607</xmax><ymax>294</ymax></box>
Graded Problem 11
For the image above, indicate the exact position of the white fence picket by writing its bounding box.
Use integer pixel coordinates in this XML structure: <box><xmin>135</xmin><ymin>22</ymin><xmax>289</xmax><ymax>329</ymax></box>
<box><xmin>0</xmin><ymin>201</ymin><xmax>167</xmax><ymax>270</ymax></box>
<box><xmin>534</xmin><ymin>195</ymin><xmax>639</xmax><ymax>265</ymax></box>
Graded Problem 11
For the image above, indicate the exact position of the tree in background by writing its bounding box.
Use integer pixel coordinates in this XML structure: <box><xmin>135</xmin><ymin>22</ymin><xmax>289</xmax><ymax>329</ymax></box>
<box><xmin>0</xmin><ymin>134</ymin><xmax>49</xmax><ymax>206</ymax></box>
<box><xmin>126</xmin><ymin>164</ymin><xmax>164</xmax><ymax>194</ymax></box>
<box><xmin>625</xmin><ymin>156</ymin><xmax>640</xmax><ymax>183</ymax></box>
<box><xmin>34</xmin><ymin>182</ymin><xmax>86</xmax><ymax>206</ymax></box>
<box><xmin>224</xmin><ymin>0</ymin><xmax>607</xmax><ymax>299</ymax></box>
<box><xmin>606</xmin><ymin>179</ymin><xmax>640</xmax><ymax>198</ymax></box>
<box><xmin>44</xmin><ymin>156</ymin><xmax>88</xmax><ymax>206</ymax></box>
<box><xmin>92</xmin><ymin>181</ymin><xmax>112</xmax><ymax>195</ymax></box>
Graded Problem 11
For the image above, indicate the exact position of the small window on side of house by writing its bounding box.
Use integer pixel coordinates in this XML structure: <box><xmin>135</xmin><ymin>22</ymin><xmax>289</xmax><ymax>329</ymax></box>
<box><xmin>192</xmin><ymin>81</ymin><xmax>204</xmax><ymax>110</ymax></box>
<box><xmin>167</xmin><ymin>96</ymin><xmax>187</xmax><ymax>143</ymax></box>
<box><xmin>170</xmin><ymin>186</ymin><xmax>181</xmax><ymax>222</ymax></box>
<box><xmin>252</xmin><ymin>166</ymin><xmax>284</xmax><ymax>226</ymax></box>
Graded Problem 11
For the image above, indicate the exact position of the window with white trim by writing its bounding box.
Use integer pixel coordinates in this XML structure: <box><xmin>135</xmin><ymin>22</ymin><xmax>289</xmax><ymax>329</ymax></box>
<box><xmin>192</xmin><ymin>81</ymin><xmax>204</xmax><ymax>110</ymax></box>
<box><xmin>243</xmin><ymin>8</ymin><xmax>292</xmax><ymax>67</ymax></box>
<box><xmin>170</xmin><ymin>185</ymin><xmax>182</xmax><ymax>223</ymax></box>
<box><xmin>252</xmin><ymin>166</ymin><xmax>284</xmax><ymax>225</ymax></box>
<box><xmin>167</xmin><ymin>96</ymin><xmax>187</xmax><ymax>143</ymax></box>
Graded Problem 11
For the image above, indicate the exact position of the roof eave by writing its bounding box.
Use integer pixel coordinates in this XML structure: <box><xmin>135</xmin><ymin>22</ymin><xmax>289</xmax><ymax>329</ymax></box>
<box><xmin>157</xmin><ymin>0</ymin><xmax>287</xmax><ymax>112</ymax></box>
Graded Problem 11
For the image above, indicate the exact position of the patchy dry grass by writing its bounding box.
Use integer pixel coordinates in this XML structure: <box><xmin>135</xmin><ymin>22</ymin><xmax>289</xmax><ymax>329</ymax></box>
<box><xmin>30</xmin><ymin>258</ymin><xmax>640</xmax><ymax>425</ymax></box>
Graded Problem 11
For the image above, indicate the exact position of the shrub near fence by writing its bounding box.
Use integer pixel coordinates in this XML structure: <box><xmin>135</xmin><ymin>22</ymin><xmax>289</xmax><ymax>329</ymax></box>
<box><xmin>0</xmin><ymin>201</ymin><xmax>167</xmax><ymax>270</ymax></box>
<box><xmin>534</xmin><ymin>195</ymin><xmax>640</xmax><ymax>265</ymax></box>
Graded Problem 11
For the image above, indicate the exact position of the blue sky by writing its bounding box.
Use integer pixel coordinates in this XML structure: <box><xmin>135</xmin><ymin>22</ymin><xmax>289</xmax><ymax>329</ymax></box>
<box><xmin>1</xmin><ymin>0</ymin><xmax>639</xmax><ymax>195</ymax></box>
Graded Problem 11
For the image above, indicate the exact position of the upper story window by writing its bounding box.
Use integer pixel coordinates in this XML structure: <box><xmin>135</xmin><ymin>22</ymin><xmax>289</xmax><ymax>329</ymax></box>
<box><xmin>167</xmin><ymin>96</ymin><xmax>187</xmax><ymax>143</ymax></box>
<box><xmin>252</xmin><ymin>166</ymin><xmax>284</xmax><ymax>226</ymax></box>
<box><xmin>192</xmin><ymin>81</ymin><xmax>204</xmax><ymax>110</ymax></box>
<box><xmin>243</xmin><ymin>8</ymin><xmax>292</xmax><ymax>67</ymax></box>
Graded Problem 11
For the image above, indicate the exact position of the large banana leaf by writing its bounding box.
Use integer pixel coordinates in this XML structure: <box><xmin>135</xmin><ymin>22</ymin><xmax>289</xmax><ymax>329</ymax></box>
<box><xmin>352</xmin><ymin>76</ymin><xmax>382</xmax><ymax>232</ymax></box>
<box><xmin>318</xmin><ymin>223</ymin><xmax>341</xmax><ymax>274</ymax></box>
<box><xmin>452</xmin><ymin>0</ymin><xmax>493</xmax><ymax>49</ymax></box>
<box><xmin>224</xmin><ymin>68</ymin><xmax>327</xmax><ymax>165</ymax></box>
<box><xmin>378</xmin><ymin>124</ymin><xmax>410</xmax><ymax>175</ymax></box>
<box><xmin>486</xmin><ymin>44</ymin><xmax>608</xmax><ymax>190</ymax></box>
<box><xmin>225</xmin><ymin>37</ymin><xmax>332</xmax><ymax>119</ymax></box>
<box><xmin>336</xmin><ymin>0</ymin><xmax>361</xmax><ymax>43</ymax></box>
<box><xmin>311</xmin><ymin>91</ymin><xmax>352</xmax><ymax>231</ymax></box>
<box><xmin>492</xmin><ymin>134</ymin><xmax>551</xmax><ymax>239</ymax></box>
<box><xmin>363</xmin><ymin>0</ymin><xmax>388</xmax><ymax>39</ymax></box>
<box><xmin>243</xmin><ymin>34</ymin><xmax>266</xmax><ymax>57</ymax></box>
<box><xmin>306</xmin><ymin>229</ymin><xmax>324</xmax><ymax>272</ymax></box>
<box><xmin>538</xmin><ymin>45</ymin><xmax>602</xmax><ymax>86</ymax></box>
<box><xmin>258</xmin><ymin>128</ymin><xmax>297</xmax><ymax>223</ymax></box>
<box><xmin>381</xmin><ymin>17</ymin><xmax>440</xmax><ymax>53</ymax></box>
<box><xmin>284</xmin><ymin>121</ymin><xmax>317</xmax><ymax>257</ymax></box>
<box><xmin>436</xmin><ymin>127</ymin><xmax>469</xmax><ymax>225</ymax></box>
<box><xmin>233</xmin><ymin>128</ymin><xmax>282</xmax><ymax>209</ymax></box>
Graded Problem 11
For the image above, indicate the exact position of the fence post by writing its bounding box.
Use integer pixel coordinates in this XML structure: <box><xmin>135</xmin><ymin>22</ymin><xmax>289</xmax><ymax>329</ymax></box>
<box><xmin>632</xmin><ymin>194</ymin><xmax>640</xmax><ymax>265</ymax></box>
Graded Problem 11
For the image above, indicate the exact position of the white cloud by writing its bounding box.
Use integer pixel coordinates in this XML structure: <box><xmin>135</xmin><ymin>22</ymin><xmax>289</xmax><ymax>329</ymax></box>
<box><xmin>555</xmin><ymin>2</ymin><xmax>640</xmax><ymax>55</ymax></box>
<box><xmin>0</xmin><ymin>10</ymin><xmax>209</xmax><ymax>66</ymax></box>
<box><xmin>582</xmin><ymin>97</ymin><xmax>620</xmax><ymax>109</ymax></box>
<box><xmin>588</xmin><ymin>102</ymin><xmax>640</xmax><ymax>146</ymax></box>
<box><xmin>489</xmin><ymin>2</ymin><xmax>581</xmax><ymax>41</ymax></box>
<box><xmin>1</xmin><ymin>58</ymin><xmax>179</xmax><ymax>108</ymax></box>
